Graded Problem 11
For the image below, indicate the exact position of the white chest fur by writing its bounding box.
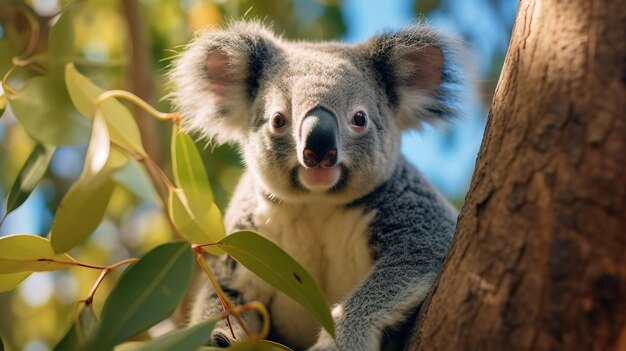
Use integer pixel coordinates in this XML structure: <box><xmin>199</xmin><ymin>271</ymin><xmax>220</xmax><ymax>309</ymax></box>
<box><xmin>239</xmin><ymin>195</ymin><xmax>375</xmax><ymax>347</ymax></box>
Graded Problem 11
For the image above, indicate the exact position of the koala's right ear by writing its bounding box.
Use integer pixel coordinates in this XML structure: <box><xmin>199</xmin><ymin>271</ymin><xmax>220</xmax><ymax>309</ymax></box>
<box><xmin>169</xmin><ymin>22</ymin><xmax>280</xmax><ymax>144</ymax></box>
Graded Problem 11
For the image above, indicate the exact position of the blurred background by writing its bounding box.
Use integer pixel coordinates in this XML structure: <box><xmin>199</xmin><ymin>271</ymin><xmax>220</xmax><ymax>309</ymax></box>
<box><xmin>0</xmin><ymin>0</ymin><xmax>517</xmax><ymax>349</ymax></box>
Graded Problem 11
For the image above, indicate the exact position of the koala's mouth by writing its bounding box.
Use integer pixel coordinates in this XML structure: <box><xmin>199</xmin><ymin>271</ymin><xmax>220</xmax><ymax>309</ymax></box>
<box><xmin>297</xmin><ymin>165</ymin><xmax>342</xmax><ymax>191</ymax></box>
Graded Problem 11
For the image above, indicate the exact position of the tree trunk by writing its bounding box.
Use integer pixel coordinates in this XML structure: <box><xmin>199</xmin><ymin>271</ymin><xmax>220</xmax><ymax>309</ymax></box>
<box><xmin>407</xmin><ymin>0</ymin><xmax>626</xmax><ymax>350</ymax></box>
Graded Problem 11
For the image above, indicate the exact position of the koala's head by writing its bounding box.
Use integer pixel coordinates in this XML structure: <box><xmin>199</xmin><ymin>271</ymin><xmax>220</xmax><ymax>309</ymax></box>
<box><xmin>170</xmin><ymin>21</ymin><xmax>464</xmax><ymax>204</ymax></box>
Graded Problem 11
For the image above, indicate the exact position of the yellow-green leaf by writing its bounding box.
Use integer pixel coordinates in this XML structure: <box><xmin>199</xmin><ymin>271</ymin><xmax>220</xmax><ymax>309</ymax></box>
<box><xmin>49</xmin><ymin>7</ymin><xmax>75</xmax><ymax>67</ymax></box>
<box><xmin>50</xmin><ymin>112</ymin><xmax>127</xmax><ymax>253</ymax></box>
<box><xmin>132</xmin><ymin>319</ymin><xmax>216</xmax><ymax>351</ymax></box>
<box><xmin>5</xmin><ymin>143</ymin><xmax>55</xmax><ymax>216</ymax></box>
<box><xmin>0</xmin><ymin>272</ymin><xmax>30</xmax><ymax>292</ymax></box>
<box><xmin>9</xmin><ymin>75</ymin><xmax>90</xmax><ymax>145</ymax></box>
<box><xmin>65</xmin><ymin>63</ymin><xmax>146</xmax><ymax>155</ymax></box>
<box><xmin>168</xmin><ymin>188</ymin><xmax>225</xmax><ymax>256</ymax></box>
<box><xmin>0</xmin><ymin>235</ymin><xmax>76</xmax><ymax>274</ymax></box>
<box><xmin>172</xmin><ymin>126</ymin><xmax>214</xmax><ymax>209</ymax></box>
<box><xmin>216</xmin><ymin>231</ymin><xmax>334</xmax><ymax>338</ymax></box>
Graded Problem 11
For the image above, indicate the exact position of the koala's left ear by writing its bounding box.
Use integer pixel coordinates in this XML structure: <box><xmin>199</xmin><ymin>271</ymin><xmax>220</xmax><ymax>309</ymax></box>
<box><xmin>365</xmin><ymin>25</ymin><xmax>466</xmax><ymax>130</ymax></box>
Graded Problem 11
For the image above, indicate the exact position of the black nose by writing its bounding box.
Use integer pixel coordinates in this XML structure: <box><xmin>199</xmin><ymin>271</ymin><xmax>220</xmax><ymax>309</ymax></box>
<box><xmin>300</xmin><ymin>107</ymin><xmax>339</xmax><ymax>168</ymax></box>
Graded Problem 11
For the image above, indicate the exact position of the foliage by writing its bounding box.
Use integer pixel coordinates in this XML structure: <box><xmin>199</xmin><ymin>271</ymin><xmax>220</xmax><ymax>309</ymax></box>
<box><xmin>0</xmin><ymin>2</ymin><xmax>345</xmax><ymax>350</ymax></box>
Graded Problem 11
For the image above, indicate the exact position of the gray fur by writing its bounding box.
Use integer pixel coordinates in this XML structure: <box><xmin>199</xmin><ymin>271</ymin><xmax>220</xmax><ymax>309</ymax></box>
<box><xmin>170</xmin><ymin>20</ymin><xmax>465</xmax><ymax>350</ymax></box>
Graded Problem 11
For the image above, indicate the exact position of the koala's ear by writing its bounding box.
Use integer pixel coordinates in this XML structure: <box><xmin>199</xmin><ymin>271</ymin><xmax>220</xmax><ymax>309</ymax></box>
<box><xmin>365</xmin><ymin>25</ymin><xmax>465</xmax><ymax>130</ymax></box>
<box><xmin>169</xmin><ymin>22</ymin><xmax>280</xmax><ymax>144</ymax></box>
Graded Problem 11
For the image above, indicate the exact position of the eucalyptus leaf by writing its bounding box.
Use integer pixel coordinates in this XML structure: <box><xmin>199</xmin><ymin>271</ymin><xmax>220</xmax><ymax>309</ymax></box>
<box><xmin>50</xmin><ymin>113</ymin><xmax>126</xmax><ymax>253</ymax></box>
<box><xmin>91</xmin><ymin>242</ymin><xmax>193</xmax><ymax>351</ymax></box>
<box><xmin>9</xmin><ymin>75</ymin><xmax>90</xmax><ymax>145</ymax></box>
<box><xmin>0</xmin><ymin>272</ymin><xmax>30</xmax><ymax>292</ymax></box>
<box><xmin>5</xmin><ymin>143</ymin><xmax>55</xmax><ymax>216</ymax></box>
<box><xmin>171</xmin><ymin>126</ymin><xmax>214</xmax><ymax>208</ymax></box>
<box><xmin>49</xmin><ymin>6</ymin><xmax>75</xmax><ymax>67</ymax></box>
<box><xmin>132</xmin><ymin>319</ymin><xmax>216</xmax><ymax>351</ymax></box>
<box><xmin>217</xmin><ymin>231</ymin><xmax>334</xmax><ymax>338</ymax></box>
<box><xmin>168</xmin><ymin>188</ymin><xmax>225</xmax><ymax>256</ymax></box>
<box><xmin>0</xmin><ymin>234</ymin><xmax>76</xmax><ymax>274</ymax></box>
<box><xmin>65</xmin><ymin>63</ymin><xmax>146</xmax><ymax>155</ymax></box>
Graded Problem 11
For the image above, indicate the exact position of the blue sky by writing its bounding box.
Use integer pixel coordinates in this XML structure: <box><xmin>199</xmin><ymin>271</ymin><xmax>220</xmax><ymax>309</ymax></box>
<box><xmin>340</xmin><ymin>0</ymin><xmax>516</xmax><ymax>198</ymax></box>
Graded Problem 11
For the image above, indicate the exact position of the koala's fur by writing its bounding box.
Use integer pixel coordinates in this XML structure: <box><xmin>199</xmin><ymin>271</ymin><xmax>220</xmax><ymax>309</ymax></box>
<box><xmin>170</xmin><ymin>21</ymin><xmax>465</xmax><ymax>350</ymax></box>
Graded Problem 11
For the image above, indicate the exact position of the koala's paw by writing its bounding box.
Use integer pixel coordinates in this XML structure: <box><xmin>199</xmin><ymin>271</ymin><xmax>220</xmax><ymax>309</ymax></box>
<box><xmin>206</xmin><ymin>330</ymin><xmax>236</xmax><ymax>348</ymax></box>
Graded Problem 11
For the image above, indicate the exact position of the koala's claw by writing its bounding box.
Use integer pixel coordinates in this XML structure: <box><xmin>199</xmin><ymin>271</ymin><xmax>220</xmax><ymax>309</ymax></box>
<box><xmin>207</xmin><ymin>331</ymin><xmax>235</xmax><ymax>348</ymax></box>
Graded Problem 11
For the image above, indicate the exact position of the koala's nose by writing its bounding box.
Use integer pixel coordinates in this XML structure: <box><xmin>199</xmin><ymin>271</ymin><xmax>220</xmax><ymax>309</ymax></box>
<box><xmin>300</xmin><ymin>107</ymin><xmax>339</xmax><ymax>168</ymax></box>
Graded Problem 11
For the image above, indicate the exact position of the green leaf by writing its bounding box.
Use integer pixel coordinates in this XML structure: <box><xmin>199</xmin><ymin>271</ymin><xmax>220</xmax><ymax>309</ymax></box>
<box><xmin>8</xmin><ymin>75</ymin><xmax>90</xmax><ymax>145</ymax></box>
<box><xmin>168</xmin><ymin>188</ymin><xmax>225</xmax><ymax>256</ymax></box>
<box><xmin>5</xmin><ymin>143</ymin><xmax>55</xmax><ymax>216</ymax></box>
<box><xmin>0</xmin><ymin>272</ymin><xmax>30</xmax><ymax>292</ymax></box>
<box><xmin>65</xmin><ymin>63</ymin><xmax>146</xmax><ymax>155</ymax></box>
<box><xmin>113</xmin><ymin>342</ymin><xmax>145</xmax><ymax>351</ymax></box>
<box><xmin>172</xmin><ymin>126</ymin><xmax>214</xmax><ymax>208</ymax></box>
<box><xmin>0</xmin><ymin>234</ymin><xmax>76</xmax><ymax>274</ymax></box>
<box><xmin>217</xmin><ymin>232</ymin><xmax>334</xmax><ymax>338</ymax></box>
<box><xmin>132</xmin><ymin>319</ymin><xmax>216</xmax><ymax>351</ymax></box>
<box><xmin>49</xmin><ymin>7</ymin><xmax>75</xmax><ymax>68</ymax></box>
<box><xmin>53</xmin><ymin>307</ymin><xmax>96</xmax><ymax>351</ymax></box>
<box><xmin>91</xmin><ymin>242</ymin><xmax>193</xmax><ymax>351</ymax></box>
<box><xmin>50</xmin><ymin>112</ymin><xmax>126</xmax><ymax>253</ymax></box>
<box><xmin>113</xmin><ymin>160</ymin><xmax>160</xmax><ymax>206</ymax></box>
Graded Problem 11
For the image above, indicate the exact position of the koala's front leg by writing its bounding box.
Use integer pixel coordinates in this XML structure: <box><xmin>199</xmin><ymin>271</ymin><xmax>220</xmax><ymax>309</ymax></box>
<box><xmin>191</xmin><ymin>257</ymin><xmax>264</xmax><ymax>347</ymax></box>
<box><xmin>309</xmin><ymin>257</ymin><xmax>438</xmax><ymax>351</ymax></box>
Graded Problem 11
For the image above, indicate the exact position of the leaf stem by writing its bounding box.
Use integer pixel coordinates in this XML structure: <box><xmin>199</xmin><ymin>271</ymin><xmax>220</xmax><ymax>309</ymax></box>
<box><xmin>80</xmin><ymin>268</ymin><xmax>108</xmax><ymax>322</ymax></box>
<box><xmin>238</xmin><ymin>301</ymin><xmax>271</xmax><ymax>340</ymax></box>
<box><xmin>193</xmin><ymin>249</ymin><xmax>252</xmax><ymax>339</ymax></box>
<box><xmin>76</xmin><ymin>258</ymin><xmax>138</xmax><ymax>322</ymax></box>
<box><xmin>2</xmin><ymin>66</ymin><xmax>19</xmax><ymax>96</ymax></box>
<box><xmin>94</xmin><ymin>90</ymin><xmax>179</xmax><ymax>122</ymax></box>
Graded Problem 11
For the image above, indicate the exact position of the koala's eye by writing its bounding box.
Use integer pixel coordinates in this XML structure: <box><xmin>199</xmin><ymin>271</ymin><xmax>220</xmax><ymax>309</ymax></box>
<box><xmin>351</xmin><ymin>111</ymin><xmax>368</xmax><ymax>128</ymax></box>
<box><xmin>271</xmin><ymin>113</ymin><xmax>286</xmax><ymax>130</ymax></box>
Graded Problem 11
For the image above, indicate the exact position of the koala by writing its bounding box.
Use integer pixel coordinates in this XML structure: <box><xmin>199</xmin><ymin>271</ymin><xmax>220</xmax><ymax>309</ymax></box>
<box><xmin>170</xmin><ymin>21</ymin><xmax>465</xmax><ymax>351</ymax></box>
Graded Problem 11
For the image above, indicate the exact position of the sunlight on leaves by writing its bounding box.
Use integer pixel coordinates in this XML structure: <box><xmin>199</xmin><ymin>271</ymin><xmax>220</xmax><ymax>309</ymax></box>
<box><xmin>172</xmin><ymin>125</ymin><xmax>214</xmax><ymax>209</ymax></box>
<box><xmin>0</xmin><ymin>235</ymin><xmax>76</xmax><ymax>275</ymax></box>
<box><xmin>50</xmin><ymin>112</ymin><xmax>127</xmax><ymax>253</ymax></box>
<box><xmin>168</xmin><ymin>188</ymin><xmax>225</xmax><ymax>256</ymax></box>
<box><xmin>65</xmin><ymin>63</ymin><xmax>146</xmax><ymax>156</ymax></box>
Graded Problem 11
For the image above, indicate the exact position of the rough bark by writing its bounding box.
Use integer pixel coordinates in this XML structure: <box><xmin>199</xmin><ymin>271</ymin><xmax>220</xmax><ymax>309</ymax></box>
<box><xmin>408</xmin><ymin>0</ymin><xmax>626</xmax><ymax>350</ymax></box>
